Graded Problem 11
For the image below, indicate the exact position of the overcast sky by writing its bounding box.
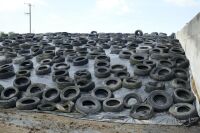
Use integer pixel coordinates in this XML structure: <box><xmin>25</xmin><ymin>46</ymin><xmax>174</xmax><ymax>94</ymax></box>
<box><xmin>0</xmin><ymin>0</ymin><xmax>199</xmax><ymax>34</ymax></box>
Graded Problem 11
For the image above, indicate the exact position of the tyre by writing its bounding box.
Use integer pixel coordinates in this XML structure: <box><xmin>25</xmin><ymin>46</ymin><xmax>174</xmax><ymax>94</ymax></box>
<box><xmin>26</xmin><ymin>83</ymin><xmax>46</xmax><ymax>98</ymax></box>
<box><xmin>145</xmin><ymin>81</ymin><xmax>165</xmax><ymax>93</ymax></box>
<box><xmin>94</xmin><ymin>67</ymin><xmax>111</xmax><ymax>78</ymax></box>
<box><xmin>1</xmin><ymin>86</ymin><xmax>19</xmax><ymax>100</ymax></box>
<box><xmin>94</xmin><ymin>60</ymin><xmax>110</xmax><ymax>68</ymax></box>
<box><xmin>174</xmin><ymin>68</ymin><xmax>188</xmax><ymax>80</ymax></box>
<box><xmin>134</xmin><ymin>64</ymin><xmax>151</xmax><ymax>76</ymax></box>
<box><xmin>74</xmin><ymin>69</ymin><xmax>91</xmax><ymax>81</ymax></box>
<box><xmin>114</xmin><ymin>70</ymin><xmax>130</xmax><ymax>80</ymax></box>
<box><xmin>76</xmin><ymin>79</ymin><xmax>95</xmax><ymax>92</ymax></box>
<box><xmin>103</xmin><ymin>98</ymin><xmax>123</xmax><ymax>112</ymax></box>
<box><xmin>37</xmin><ymin>102</ymin><xmax>56</xmax><ymax>111</ymax></box>
<box><xmin>0</xmin><ymin>97</ymin><xmax>17</xmax><ymax>109</ymax></box>
<box><xmin>130</xmin><ymin>103</ymin><xmax>154</xmax><ymax>120</ymax></box>
<box><xmin>35</xmin><ymin>65</ymin><xmax>51</xmax><ymax>75</ymax></box>
<box><xmin>169</xmin><ymin>103</ymin><xmax>197</xmax><ymax>120</ymax></box>
<box><xmin>150</xmin><ymin>66</ymin><xmax>174</xmax><ymax>81</ymax></box>
<box><xmin>173</xmin><ymin>88</ymin><xmax>195</xmax><ymax>103</ymax></box>
<box><xmin>13</xmin><ymin>76</ymin><xmax>31</xmax><ymax>91</ymax></box>
<box><xmin>40</xmin><ymin>59</ymin><xmax>53</xmax><ymax>66</ymax></box>
<box><xmin>136</xmin><ymin>46</ymin><xmax>152</xmax><ymax>54</ymax></box>
<box><xmin>135</xmin><ymin>30</ymin><xmax>143</xmax><ymax>36</ymax></box>
<box><xmin>119</xmin><ymin>50</ymin><xmax>132</xmax><ymax>59</ymax></box>
<box><xmin>52</xmin><ymin>69</ymin><xmax>69</xmax><ymax>82</ymax></box>
<box><xmin>95</xmin><ymin>55</ymin><xmax>110</xmax><ymax>62</ymax></box>
<box><xmin>53</xmin><ymin>63</ymin><xmax>70</xmax><ymax>70</ymax></box>
<box><xmin>147</xmin><ymin>90</ymin><xmax>173</xmax><ymax>111</ymax></box>
<box><xmin>130</xmin><ymin>54</ymin><xmax>147</xmax><ymax>65</ymax></box>
<box><xmin>42</xmin><ymin>87</ymin><xmax>60</xmax><ymax>103</ymax></box>
<box><xmin>123</xmin><ymin>92</ymin><xmax>142</xmax><ymax>108</ymax></box>
<box><xmin>110</xmin><ymin>64</ymin><xmax>127</xmax><ymax>73</ymax></box>
<box><xmin>16</xmin><ymin>97</ymin><xmax>40</xmax><ymax>110</ymax></box>
<box><xmin>143</xmin><ymin>60</ymin><xmax>156</xmax><ymax>68</ymax></box>
<box><xmin>0</xmin><ymin>69</ymin><xmax>15</xmax><ymax>79</ymax></box>
<box><xmin>60</xmin><ymin>86</ymin><xmax>80</xmax><ymax>102</ymax></box>
<box><xmin>104</xmin><ymin>77</ymin><xmax>122</xmax><ymax>91</ymax></box>
<box><xmin>91</xmin><ymin>86</ymin><xmax>112</xmax><ymax>102</ymax></box>
<box><xmin>171</xmin><ymin>78</ymin><xmax>189</xmax><ymax>89</ymax></box>
<box><xmin>122</xmin><ymin>76</ymin><xmax>142</xmax><ymax>89</ymax></box>
<box><xmin>157</xmin><ymin>60</ymin><xmax>175</xmax><ymax>68</ymax></box>
<box><xmin>0</xmin><ymin>64</ymin><xmax>14</xmax><ymax>71</ymax></box>
<box><xmin>56</xmin><ymin>76</ymin><xmax>75</xmax><ymax>90</ymax></box>
<box><xmin>19</xmin><ymin>60</ymin><xmax>33</xmax><ymax>70</ymax></box>
<box><xmin>16</xmin><ymin>70</ymin><xmax>31</xmax><ymax>77</ymax></box>
<box><xmin>52</xmin><ymin>55</ymin><xmax>65</xmax><ymax>63</ymax></box>
<box><xmin>75</xmin><ymin>95</ymin><xmax>101</xmax><ymax>114</ymax></box>
<box><xmin>73</xmin><ymin>56</ymin><xmax>88</xmax><ymax>66</ymax></box>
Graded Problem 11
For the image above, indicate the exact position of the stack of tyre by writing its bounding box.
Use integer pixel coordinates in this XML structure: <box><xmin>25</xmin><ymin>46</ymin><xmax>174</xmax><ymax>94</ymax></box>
<box><xmin>0</xmin><ymin>30</ymin><xmax>197</xmax><ymax>121</ymax></box>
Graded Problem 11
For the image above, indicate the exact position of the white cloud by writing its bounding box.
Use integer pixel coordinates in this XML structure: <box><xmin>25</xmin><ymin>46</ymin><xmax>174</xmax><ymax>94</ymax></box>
<box><xmin>95</xmin><ymin>0</ymin><xmax>131</xmax><ymax>15</ymax></box>
<box><xmin>164</xmin><ymin>0</ymin><xmax>200</xmax><ymax>7</ymax></box>
<box><xmin>0</xmin><ymin>0</ymin><xmax>47</xmax><ymax>12</ymax></box>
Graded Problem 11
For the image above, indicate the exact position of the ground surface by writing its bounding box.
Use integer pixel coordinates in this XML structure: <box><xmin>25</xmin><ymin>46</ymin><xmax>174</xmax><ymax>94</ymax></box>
<box><xmin>0</xmin><ymin>109</ymin><xmax>199</xmax><ymax>133</ymax></box>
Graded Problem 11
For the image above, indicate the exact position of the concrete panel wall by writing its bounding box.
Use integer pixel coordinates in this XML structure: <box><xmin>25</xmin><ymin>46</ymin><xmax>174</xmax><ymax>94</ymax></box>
<box><xmin>176</xmin><ymin>12</ymin><xmax>200</xmax><ymax>114</ymax></box>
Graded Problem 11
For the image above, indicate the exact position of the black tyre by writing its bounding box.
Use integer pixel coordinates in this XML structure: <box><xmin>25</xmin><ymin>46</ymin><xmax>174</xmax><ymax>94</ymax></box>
<box><xmin>16</xmin><ymin>70</ymin><xmax>31</xmax><ymax>77</ymax></box>
<box><xmin>122</xmin><ymin>77</ymin><xmax>142</xmax><ymax>89</ymax></box>
<box><xmin>123</xmin><ymin>92</ymin><xmax>142</xmax><ymax>108</ymax></box>
<box><xmin>174</xmin><ymin>68</ymin><xmax>188</xmax><ymax>80</ymax></box>
<box><xmin>0</xmin><ymin>97</ymin><xmax>17</xmax><ymax>108</ymax></box>
<box><xmin>103</xmin><ymin>98</ymin><xmax>123</xmax><ymax>112</ymax></box>
<box><xmin>26</xmin><ymin>83</ymin><xmax>46</xmax><ymax>98</ymax></box>
<box><xmin>60</xmin><ymin>86</ymin><xmax>80</xmax><ymax>102</ymax></box>
<box><xmin>145</xmin><ymin>81</ymin><xmax>165</xmax><ymax>93</ymax></box>
<box><xmin>52</xmin><ymin>69</ymin><xmax>69</xmax><ymax>82</ymax></box>
<box><xmin>73</xmin><ymin>56</ymin><xmax>88</xmax><ymax>66</ymax></box>
<box><xmin>147</xmin><ymin>90</ymin><xmax>173</xmax><ymax>111</ymax></box>
<box><xmin>0</xmin><ymin>69</ymin><xmax>15</xmax><ymax>79</ymax></box>
<box><xmin>173</xmin><ymin>88</ymin><xmax>195</xmax><ymax>103</ymax></box>
<box><xmin>110</xmin><ymin>64</ymin><xmax>127</xmax><ymax>74</ymax></box>
<box><xmin>53</xmin><ymin>63</ymin><xmax>70</xmax><ymax>70</ymax></box>
<box><xmin>56</xmin><ymin>77</ymin><xmax>75</xmax><ymax>90</ymax></box>
<box><xmin>19</xmin><ymin>60</ymin><xmax>33</xmax><ymax>70</ymax></box>
<box><xmin>37</xmin><ymin>102</ymin><xmax>56</xmax><ymax>111</ymax></box>
<box><xmin>119</xmin><ymin>50</ymin><xmax>132</xmax><ymax>59</ymax></box>
<box><xmin>16</xmin><ymin>97</ymin><xmax>40</xmax><ymax>110</ymax></box>
<box><xmin>94</xmin><ymin>67</ymin><xmax>111</xmax><ymax>78</ymax></box>
<box><xmin>91</xmin><ymin>86</ymin><xmax>112</xmax><ymax>102</ymax></box>
<box><xmin>171</xmin><ymin>78</ymin><xmax>189</xmax><ymax>89</ymax></box>
<box><xmin>75</xmin><ymin>95</ymin><xmax>101</xmax><ymax>114</ymax></box>
<box><xmin>76</xmin><ymin>79</ymin><xmax>95</xmax><ymax>92</ymax></box>
<box><xmin>35</xmin><ymin>65</ymin><xmax>51</xmax><ymax>75</ymax></box>
<box><xmin>94</xmin><ymin>60</ymin><xmax>110</xmax><ymax>68</ymax></box>
<box><xmin>169</xmin><ymin>103</ymin><xmax>196</xmax><ymax>120</ymax></box>
<box><xmin>104</xmin><ymin>77</ymin><xmax>122</xmax><ymax>91</ymax></box>
<box><xmin>74</xmin><ymin>69</ymin><xmax>92</xmax><ymax>81</ymax></box>
<box><xmin>130</xmin><ymin>54</ymin><xmax>147</xmax><ymax>65</ymax></box>
<box><xmin>13</xmin><ymin>76</ymin><xmax>31</xmax><ymax>91</ymax></box>
<box><xmin>42</xmin><ymin>87</ymin><xmax>60</xmax><ymax>103</ymax></box>
<box><xmin>130</xmin><ymin>103</ymin><xmax>154</xmax><ymax>120</ymax></box>
<box><xmin>114</xmin><ymin>70</ymin><xmax>130</xmax><ymax>80</ymax></box>
<box><xmin>134</xmin><ymin>64</ymin><xmax>151</xmax><ymax>76</ymax></box>
<box><xmin>1</xmin><ymin>87</ymin><xmax>19</xmax><ymax>100</ymax></box>
<box><xmin>150</xmin><ymin>66</ymin><xmax>174</xmax><ymax>81</ymax></box>
<box><xmin>95</xmin><ymin>55</ymin><xmax>110</xmax><ymax>62</ymax></box>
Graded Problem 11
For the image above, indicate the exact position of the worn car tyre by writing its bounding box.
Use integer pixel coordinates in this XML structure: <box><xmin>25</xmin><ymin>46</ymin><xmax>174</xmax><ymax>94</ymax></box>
<box><xmin>26</xmin><ymin>83</ymin><xmax>46</xmax><ymax>98</ymax></box>
<box><xmin>53</xmin><ymin>63</ymin><xmax>70</xmax><ymax>70</ymax></box>
<box><xmin>76</xmin><ymin>79</ymin><xmax>95</xmax><ymax>92</ymax></box>
<box><xmin>13</xmin><ymin>76</ymin><xmax>31</xmax><ymax>91</ymax></box>
<box><xmin>16</xmin><ymin>70</ymin><xmax>31</xmax><ymax>77</ymax></box>
<box><xmin>56</xmin><ymin>76</ymin><xmax>75</xmax><ymax>90</ymax></box>
<box><xmin>74</xmin><ymin>69</ymin><xmax>92</xmax><ymax>81</ymax></box>
<box><xmin>19</xmin><ymin>60</ymin><xmax>33</xmax><ymax>70</ymax></box>
<box><xmin>130</xmin><ymin>54</ymin><xmax>147</xmax><ymax>65</ymax></box>
<box><xmin>52</xmin><ymin>69</ymin><xmax>69</xmax><ymax>82</ymax></box>
<box><xmin>119</xmin><ymin>50</ymin><xmax>132</xmax><ymax>59</ymax></box>
<box><xmin>73</xmin><ymin>56</ymin><xmax>88</xmax><ymax>66</ymax></box>
<box><xmin>169</xmin><ymin>103</ymin><xmax>196</xmax><ymax>120</ymax></box>
<box><xmin>37</xmin><ymin>102</ymin><xmax>56</xmax><ymax>111</ymax></box>
<box><xmin>145</xmin><ymin>81</ymin><xmax>165</xmax><ymax>93</ymax></box>
<box><xmin>42</xmin><ymin>87</ymin><xmax>60</xmax><ymax>103</ymax></box>
<box><xmin>104</xmin><ymin>77</ymin><xmax>122</xmax><ymax>91</ymax></box>
<box><xmin>16</xmin><ymin>97</ymin><xmax>40</xmax><ymax>110</ymax></box>
<box><xmin>150</xmin><ymin>66</ymin><xmax>174</xmax><ymax>81</ymax></box>
<box><xmin>1</xmin><ymin>87</ymin><xmax>19</xmax><ymax>100</ymax></box>
<box><xmin>174</xmin><ymin>68</ymin><xmax>188</xmax><ymax>80</ymax></box>
<box><xmin>75</xmin><ymin>95</ymin><xmax>101</xmax><ymax>114</ymax></box>
<box><xmin>0</xmin><ymin>69</ymin><xmax>15</xmax><ymax>79</ymax></box>
<box><xmin>60</xmin><ymin>86</ymin><xmax>80</xmax><ymax>102</ymax></box>
<box><xmin>114</xmin><ymin>70</ymin><xmax>130</xmax><ymax>80</ymax></box>
<box><xmin>147</xmin><ymin>90</ymin><xmax>173</xmax><ymax>111</ymax></box>
<box><xmin>122</xmin><ymin>77</ymin><xmax>142</xmax><ymax>89</ymax></box>
<box><xmin>171</xmin><ymin>78</ymin><xmax>189</xmax><ymax>89</ymax></box>
<box><xmin>110</xmin><ymin>64</ymin><xmax>127</xmax><ymax>74</ymax></box>
<box><xmin>95</xmin><ymin>55</ymin><xmax>110</xmax><ymax>62</ymax></box>
<box><xmin>0</xmin><ymin>97</ymin><xmax>17</xmax><ymax>108</ymax></box>
<box><xmin>35</xmin><ymin>65</ymin><xmax>51</xmax><ymax>75</ymax></box>
<box><xmin>134</xmin><ymin>64</ymin><xmax>151</xmax><ymax>76</ymax></box>
<box><xmin>103</xmin><ymin>98</ymin><xmax>123</xmax><ymax>112</ymax></box>
<box><xmin>123</xmin><ymin>92</ymin><xmax>142</xmax><ymax>108</ymax></box>
<box><xmin>130</xmin><ymin>103</ymin><xmax>154</xmax><ymax>120</ymax></box>
<box><xmin>94</xmin><ymin>60</ymin><xmax>110</xmax><ymax>68</ymax></box>
<box><xmin>94</xmin><ymin>67</ymin><xmax>111</xmax><ymax>78</ymax></box>
<box><xmin>91</xmin><ymin>86</ymin><xmax>112</xmax><ymax>102</ymax></box>
<box><xmin>173</xmin><ymin>88</ymin><xmax>195</xmax><ymax>103</ymax></box>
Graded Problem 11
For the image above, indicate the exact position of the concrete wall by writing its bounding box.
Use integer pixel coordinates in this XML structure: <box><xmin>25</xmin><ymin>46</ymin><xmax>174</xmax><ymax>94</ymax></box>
<box><xmin>176</xmin><ymin>12</ymin><xmax>200</xmax><ymax>114</ymax></box>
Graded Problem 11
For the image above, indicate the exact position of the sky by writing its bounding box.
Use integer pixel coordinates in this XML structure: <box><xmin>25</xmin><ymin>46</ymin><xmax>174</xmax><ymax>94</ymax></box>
<box><xmin>0</xmin><ymin>0</ymin><xmax>199</xmax><ymax>34</ymax></box>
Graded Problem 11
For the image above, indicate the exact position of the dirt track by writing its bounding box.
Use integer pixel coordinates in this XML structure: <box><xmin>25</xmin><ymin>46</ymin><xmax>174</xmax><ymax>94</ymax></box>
<box><xmin>0</xmin><ymin>109</ymin><xmax>199</xmax><ymax>133</ymax></box>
